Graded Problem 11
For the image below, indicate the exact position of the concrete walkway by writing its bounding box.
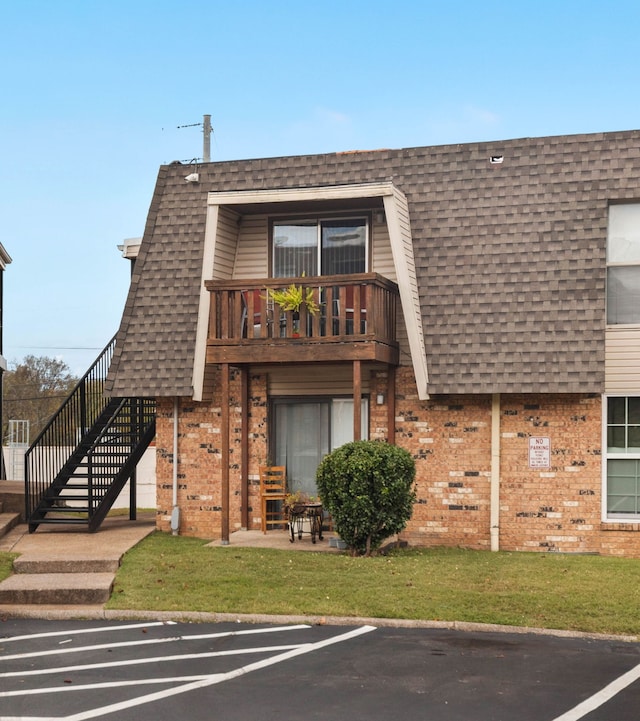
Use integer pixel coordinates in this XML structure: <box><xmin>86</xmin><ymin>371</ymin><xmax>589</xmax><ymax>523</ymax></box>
<box><xmin>0</xmin><ymin>513</ymin><xmax>156</xmax><ymax>612</ymax></box>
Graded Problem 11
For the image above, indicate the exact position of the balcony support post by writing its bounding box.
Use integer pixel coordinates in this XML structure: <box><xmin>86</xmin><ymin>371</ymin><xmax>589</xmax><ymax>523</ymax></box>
<box><xmin>387</xmin><ymin>365</ymin><xmax>396</xmax><ymax>445</ymax></box>
<box><xmin>221</xmin><ymin>363</ymin><xmax>230</xmax><ymax>544</ymax></box>
<box><xmin>353</xmin><ymin>360</ymin><xmax>362</xmax><ymax>441</ymax></box>
<box><xmin>240</xmin><ymin>366</ymin><xmax>249</xmax><ymax>530</ymax></box>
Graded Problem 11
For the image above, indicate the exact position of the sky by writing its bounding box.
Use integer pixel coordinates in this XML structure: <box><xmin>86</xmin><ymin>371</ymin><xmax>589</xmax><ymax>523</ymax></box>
<box><xmin>1</xmin><ymin>0</ymin><xmax>639</xmax><ymax>376</ymax></box>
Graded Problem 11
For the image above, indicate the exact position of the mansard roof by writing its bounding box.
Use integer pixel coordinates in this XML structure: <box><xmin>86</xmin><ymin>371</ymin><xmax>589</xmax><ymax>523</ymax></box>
<box><xmin>106</xmin><ymin>129</ymin><xmax>640</xmax><ymax>397</ymax></box>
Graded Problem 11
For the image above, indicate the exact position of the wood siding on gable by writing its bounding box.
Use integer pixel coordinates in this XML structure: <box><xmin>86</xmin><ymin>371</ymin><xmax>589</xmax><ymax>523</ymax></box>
<box><xmin>267</xmin><ymin>365</ymin><xmax>371</xmax><ymax>396</ymax></box>
<box><xmin>605</xmin><ymin>326</ymin><xmax>640</xmax><ymax>393</ymax></box>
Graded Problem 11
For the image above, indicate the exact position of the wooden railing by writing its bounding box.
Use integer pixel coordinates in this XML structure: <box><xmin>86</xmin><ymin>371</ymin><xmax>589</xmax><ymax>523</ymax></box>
<box><xmin>205</xmin><ymin>273</ymin><xmax>400</xmax><ymax>365</ymax></box>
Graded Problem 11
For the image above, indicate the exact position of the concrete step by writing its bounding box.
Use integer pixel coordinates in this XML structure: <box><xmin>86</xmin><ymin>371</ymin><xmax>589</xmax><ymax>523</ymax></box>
<box><xmin>0</xmin><ymin>512</ymin><xmax>20</xmax><ymax>540</ymax></box>
<box><xmin>13</xmin><ymin>555</ymin><xmax>120</xmax><ymax>574</ymax></box>
<box><xmin>0</xmin><ymin>572</ymin><xmax>114</xmax><ymax>605</ymax></box>
<box><xmin>0</xmin><ymin>480</ymin><xmax>25</xmax><ymax>517</ymax></box>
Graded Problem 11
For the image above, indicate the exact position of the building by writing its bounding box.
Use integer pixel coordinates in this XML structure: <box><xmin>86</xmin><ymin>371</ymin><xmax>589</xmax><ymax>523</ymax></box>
<box><xmin>106</xmin><ymin>129</ymin><xmax>640</xmax><ymax>555</ymax></box>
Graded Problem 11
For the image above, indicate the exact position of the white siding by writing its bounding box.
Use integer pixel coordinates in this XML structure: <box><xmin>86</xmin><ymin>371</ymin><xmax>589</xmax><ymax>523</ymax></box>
<box><xmin>372</xmin><ymin>215</ymin><xmax>394</xmax><ymax>278</ymax></box>
<box><xmin>211</xmin><ymin>207</ymin><xmax>240</xmax><ymax>280</ymax></box>
<box><xmin>605</xmin><ymin>326</ymin><xmax>640</xmax><ymax>392</ymax></box>
<box><xmin>233</xmin><ymin>215</ymin><xmax>269</xmax><ymax>278</ymax></box>
<box><xmin>383</xmin><ymin>188</ymin><xmax>429</xmax><ymax>398</ymax></box>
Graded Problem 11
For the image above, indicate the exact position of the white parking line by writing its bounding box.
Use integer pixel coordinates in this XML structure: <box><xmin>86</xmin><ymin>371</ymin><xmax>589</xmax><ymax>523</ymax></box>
<box><xmin>551</xmin><ymin>661</ymin><xmax>640</xmax><ymax>721</ymax></box>
<box><xmin>0</xmin><ymin>625</ymin><xmax>376</xmax><ymax>721</ymax></box>
<box><xmin>0</xmin><ymin>623</ymin><xmax>311</xmax><ymax>661</ymax></box>
<box><xmin>0</xmin><ymin>621</ymin><xmax>177</xmax><ymax>644</ymax></box>
<box><xmin>0</xmin><ymin>674</ymin><xmax>214</xmax><ymax>697</ymax></box>
<box><xmin>0</xmin><ymin>644</ymin><xmax>303</xmax><ymax>678</ymax></box>
<box><xmin>63</xmin><ymin>625</ymin><xmax>377</xmax><ymax>721</ymax></box>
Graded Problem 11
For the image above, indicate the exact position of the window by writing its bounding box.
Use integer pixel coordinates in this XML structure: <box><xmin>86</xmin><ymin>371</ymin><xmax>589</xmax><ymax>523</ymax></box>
<box><xmin>272</xmin><ymin>217</ymin><xmax>367</xmax><ymax>278</ymax></box>
<box><xmin>607</xmin><ymin>204</ymin><xmax>640</xmax><ymax>324</ymax></box>
<box><xmin>272</xmin><ymin>397</ymin><xmax>369</xmax><ymax>497</ymax></box>
<box><xmin>606</xmin><ymin>396</ymin><xmax>640</xmax><ymax>518</ymax></box>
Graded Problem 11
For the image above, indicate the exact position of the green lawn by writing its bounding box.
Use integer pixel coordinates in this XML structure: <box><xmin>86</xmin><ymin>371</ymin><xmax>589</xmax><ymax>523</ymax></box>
<box><xmin>91</xmin><ymin>532</ymin><xmax>640</xmax><ymax>636</ymax></box>
<box><xmin>2</xmin><ymin>532</ymin><xmax>638</xmax><ymax>636</ymax></box>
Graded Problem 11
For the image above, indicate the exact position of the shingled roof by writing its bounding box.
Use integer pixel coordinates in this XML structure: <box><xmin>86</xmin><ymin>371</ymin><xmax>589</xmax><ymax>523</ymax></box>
<box><xmin>106</xmin><ymin>129</ymin><xmax>640</xmax><ymax>398</ymax></box>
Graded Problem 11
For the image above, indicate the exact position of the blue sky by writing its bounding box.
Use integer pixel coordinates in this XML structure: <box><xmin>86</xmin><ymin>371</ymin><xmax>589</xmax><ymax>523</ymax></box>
<box><xmin>1</xmin><ymin>0</ymin><xmax>639</xmax><ymax>375</ymax></box>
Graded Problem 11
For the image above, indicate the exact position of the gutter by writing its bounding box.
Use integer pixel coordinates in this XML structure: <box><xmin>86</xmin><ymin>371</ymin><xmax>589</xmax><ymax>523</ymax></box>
<box><xmin>490</xmin><ymin>393</ymin><xmax>500</xmax><ymax>552</ymax></box>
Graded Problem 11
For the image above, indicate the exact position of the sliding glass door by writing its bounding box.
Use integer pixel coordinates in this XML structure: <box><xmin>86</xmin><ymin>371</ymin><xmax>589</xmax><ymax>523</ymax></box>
<box><xmin>273</xmin><ymin>398</ymin><xmax>368</xmax><ymax>496</ymax></box>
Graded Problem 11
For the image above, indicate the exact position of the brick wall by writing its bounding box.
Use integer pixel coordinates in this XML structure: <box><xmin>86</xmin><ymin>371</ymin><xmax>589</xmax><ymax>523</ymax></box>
<box><xmin>499</xmin><ymin>394</ymin><xmax>602</xmax><ymax>554</ymax></box>
<box><xmin>154</xmin><ymin>366</ymin><xmax>640</xmax><ymax>556</ymax></box>
<box><xmin>155</xmin><ymin>369</ymin><xmax>268</xmax><ymax>538</ymax></box>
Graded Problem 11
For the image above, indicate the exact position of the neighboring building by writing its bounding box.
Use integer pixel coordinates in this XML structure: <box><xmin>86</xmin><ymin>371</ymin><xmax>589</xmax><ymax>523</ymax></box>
<box><xmin>106</xmin><ymin>130</ymin><xmax>640</xmax><ymax>556</ymax></box>
<box><xmin>0</xmin><ymin>244</ymin><xmax>12</xmax><ymax>479</ymax></box>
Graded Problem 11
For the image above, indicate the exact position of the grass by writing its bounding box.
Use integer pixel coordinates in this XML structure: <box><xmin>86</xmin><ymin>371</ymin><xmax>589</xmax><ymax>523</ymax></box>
<box><xmin>98</xmin><ymin>533</ymin><xmax>640</xmax><ymax>636</ymax></box>
<box><xmin>0</xmin><ymin>553</ymin><xmax>16</xmax><ymax>583</ymax></box>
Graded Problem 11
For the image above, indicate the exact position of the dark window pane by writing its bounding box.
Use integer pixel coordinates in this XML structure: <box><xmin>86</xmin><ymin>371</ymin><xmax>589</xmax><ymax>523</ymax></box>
<box><xmin>321</xmin><ymin>219</ymin><xmax>366</xmax><ymax>275</ymax></box>
<box><xmin>628</xmin><ymin>398</ymin><xmax>640</xmax><ymax>425</ymax></box>
<box><xmin>608</xmin><ymin>397</ymin><xmax>626</xmax><ymax>425</ymax></box>
<box><xmin>608</xmin><ymin>426</ymin><xmax>626</xmax><ymax>452</ymax></box>
<box><xmin>629</xmin><ymin>426</ymin><xmax>640</xmax><ymax>451</ymax></box>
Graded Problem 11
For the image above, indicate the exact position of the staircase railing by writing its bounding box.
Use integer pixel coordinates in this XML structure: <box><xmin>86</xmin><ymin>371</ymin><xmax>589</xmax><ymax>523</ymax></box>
<box><xmin>83</xmin><ymin>397</ymin><xmax>155</xmax><ymax>530</ymax></box>
<box><xmin>24</xmin><ymin>336</ymin><xmax>116</xmax><ymax>522</ymax></box>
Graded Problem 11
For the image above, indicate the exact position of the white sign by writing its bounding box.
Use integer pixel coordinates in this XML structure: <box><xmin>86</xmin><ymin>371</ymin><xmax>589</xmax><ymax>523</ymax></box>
<box><xmin>529</xmin><ymin>436</ymin><xmax>551</xmax><ymax>468</ymax></box>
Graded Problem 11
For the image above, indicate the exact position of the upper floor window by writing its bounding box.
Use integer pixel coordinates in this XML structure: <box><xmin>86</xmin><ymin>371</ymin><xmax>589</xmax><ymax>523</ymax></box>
<box><xmin>272</xmin><ymin>217</ymin><xmax>367</xmax><ymax>278</ymax></box>
<box><xmin>607</xmin><ymin>204</ymin><xmax>640</xmax><ymax>324</ymax></box>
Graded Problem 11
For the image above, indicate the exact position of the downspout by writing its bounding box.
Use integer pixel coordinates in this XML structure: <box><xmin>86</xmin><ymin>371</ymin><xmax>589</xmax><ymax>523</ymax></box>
<box><xmin>170</xmin><ymin>397</ymin><xmax>180</xmax><ymax>535</ymax></box>
<box><xmin>490</xmin><ymin>393</ymin><xmax>500</xmax><ymax>552</ymax></box>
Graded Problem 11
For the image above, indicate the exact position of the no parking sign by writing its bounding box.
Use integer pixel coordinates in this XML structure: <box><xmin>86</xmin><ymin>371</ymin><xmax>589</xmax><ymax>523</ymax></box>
<box><xmin>529</xmin><ymin>436</ymin><xmax>551</xmax><ymax>468</ymax></box>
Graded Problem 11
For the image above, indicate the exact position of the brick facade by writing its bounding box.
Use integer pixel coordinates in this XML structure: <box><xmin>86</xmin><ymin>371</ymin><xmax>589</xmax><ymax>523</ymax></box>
<box><xmin>153</xmin><ymin>366</ymin><xmax>640</xmax><ymax>557</ymax></box>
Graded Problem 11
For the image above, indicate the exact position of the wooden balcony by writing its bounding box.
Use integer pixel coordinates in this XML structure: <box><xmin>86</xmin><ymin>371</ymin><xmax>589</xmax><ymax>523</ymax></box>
<box><xmin>205</xmin><ymin>273</ymin><xmax>400</xmax><ymax>365</ymax></box>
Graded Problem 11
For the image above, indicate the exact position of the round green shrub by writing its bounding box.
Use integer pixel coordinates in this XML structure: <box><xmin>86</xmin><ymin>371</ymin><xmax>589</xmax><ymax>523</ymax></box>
<box><xmin>316</xmin><ymin>440</ymin><xmax>416</xmax><ymax>556</ymax></box>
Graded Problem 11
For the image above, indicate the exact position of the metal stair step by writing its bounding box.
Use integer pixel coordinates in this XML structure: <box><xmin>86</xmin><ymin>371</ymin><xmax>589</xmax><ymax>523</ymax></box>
<box><xmin>36</xmin><ymin>516</ymin><xmax>90</xmax><ymax>524</ymax></box>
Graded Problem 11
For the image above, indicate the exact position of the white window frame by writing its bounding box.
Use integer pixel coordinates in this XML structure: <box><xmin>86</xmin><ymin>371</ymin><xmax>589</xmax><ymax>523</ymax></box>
<box><xmin>606</xmin><ymin>204</ymin><xmax>640</xmax><ymax>326</ymax></box>
<box><xmin>602</xmin><ymin>394</ymin><xmax>640</xmax><ymax>521</ymax></box>
<box><xmin>271</xmin><ymin>215</ymin><xmax>369</xmax><ymax>278</ymax></box>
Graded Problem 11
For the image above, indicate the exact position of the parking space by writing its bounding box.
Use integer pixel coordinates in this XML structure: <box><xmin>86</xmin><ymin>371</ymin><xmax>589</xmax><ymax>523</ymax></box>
<box><xmin>0</xmin><ymin>619</ymin><xmax>639</xmax><ymax>720</ymax></box>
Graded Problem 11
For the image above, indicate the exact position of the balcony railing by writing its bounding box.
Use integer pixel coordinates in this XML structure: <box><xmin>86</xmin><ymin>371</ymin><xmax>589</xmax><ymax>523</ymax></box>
<box><xmin>205</xmin><ymin>273</ymin><xmax>399</xmax><ymax>365</ymax></box>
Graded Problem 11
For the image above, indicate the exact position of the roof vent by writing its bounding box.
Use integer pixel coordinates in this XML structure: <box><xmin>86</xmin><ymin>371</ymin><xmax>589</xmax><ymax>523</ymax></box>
<box><xmin>489</xmin><ymin>155</ymin><xmax>504</xmax><ymax>164</ymax></box>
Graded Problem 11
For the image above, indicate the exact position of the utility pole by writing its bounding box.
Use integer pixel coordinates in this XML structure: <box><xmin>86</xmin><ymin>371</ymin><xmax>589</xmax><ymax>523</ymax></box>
<box><xmin>176</xmin><ymin>114</ymin><xmax>213</xmax><ymax>162</ymax></box>
<box><xmin>203</xmin><ymin>114</ymin><xmax>212</xmax><ymax>162</ymax></box>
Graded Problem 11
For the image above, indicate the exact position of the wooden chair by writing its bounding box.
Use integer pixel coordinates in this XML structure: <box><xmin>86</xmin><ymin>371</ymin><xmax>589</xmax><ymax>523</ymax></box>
<box><xmin>260</xmin><ymin>466</ymin><xmax>287</xmax><ymax>533</ymax></box>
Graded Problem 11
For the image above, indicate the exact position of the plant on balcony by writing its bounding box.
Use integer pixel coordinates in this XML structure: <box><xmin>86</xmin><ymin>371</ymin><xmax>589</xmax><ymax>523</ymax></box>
<box><xmin>267</xmin><ymin>279</ymin><xmax>320</xmax><ymax>317</ymax></box>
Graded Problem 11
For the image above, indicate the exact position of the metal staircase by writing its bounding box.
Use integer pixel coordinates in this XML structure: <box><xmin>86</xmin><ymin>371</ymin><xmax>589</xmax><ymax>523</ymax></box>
<box><xmin>24</xmin><ymin>337</ymin><xmax>156</xmax><ymax>533</ymax></box>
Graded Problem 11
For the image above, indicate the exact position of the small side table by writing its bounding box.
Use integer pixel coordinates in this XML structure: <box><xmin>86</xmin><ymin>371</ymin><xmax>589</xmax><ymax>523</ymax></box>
<box><xmin>288</xmin><ymin>502</ymin><xmax>324</xmax><ymax>544</ymax></box>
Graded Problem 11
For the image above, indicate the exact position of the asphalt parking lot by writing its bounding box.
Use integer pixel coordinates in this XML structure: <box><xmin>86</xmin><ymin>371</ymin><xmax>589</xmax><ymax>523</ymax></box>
<box><xmin>0</xmin><ymin>619</ymin><xmax>639</xmax><ymax>721</ymax></box>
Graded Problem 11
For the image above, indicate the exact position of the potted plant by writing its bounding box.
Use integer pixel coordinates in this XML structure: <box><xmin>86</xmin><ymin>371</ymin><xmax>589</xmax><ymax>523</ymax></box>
<box><xmin>283</xmin><ymin>490</ymin><xmax>317</xmax><ymax>516</ymax></box>
<box><xmin>267</xmin><ymin>278</ymin><xmax>320</xmax><ymax>322</ymax></box>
